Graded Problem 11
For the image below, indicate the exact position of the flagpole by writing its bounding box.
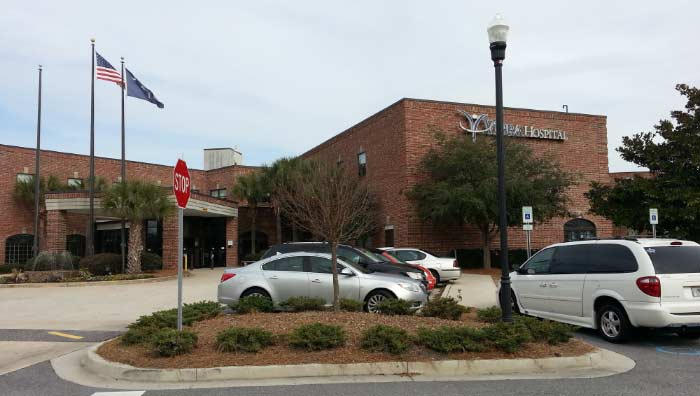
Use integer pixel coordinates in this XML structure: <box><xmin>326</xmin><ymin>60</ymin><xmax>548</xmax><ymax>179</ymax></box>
<box><xmin>32</xmin><ymin>65</ymin><xmax>43</xmax><ymax>259</ymax></box>
<box><xmin>120</xmin><ymin>57</ymin><xmax>126</xmax><ymax>274</ymax></box>
<box><xmin>87</xmin><ymin>38</ymin><xmax>96</xmax><ymax>256</ymax></box>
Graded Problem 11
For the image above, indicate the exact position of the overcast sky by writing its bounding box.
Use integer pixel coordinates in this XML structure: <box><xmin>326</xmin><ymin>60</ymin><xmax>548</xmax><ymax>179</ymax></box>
<box><xmin>1</xmin><ymin>1</ymin><xmax>698</xmax><ymax>171</ymax></box>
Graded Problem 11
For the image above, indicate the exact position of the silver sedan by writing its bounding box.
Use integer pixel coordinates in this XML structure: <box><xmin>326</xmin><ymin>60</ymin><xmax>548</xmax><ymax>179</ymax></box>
<box><xmin>217</xmin><ymin>252</ymin><xmax>428</xmax><ymax>312</ymax></box>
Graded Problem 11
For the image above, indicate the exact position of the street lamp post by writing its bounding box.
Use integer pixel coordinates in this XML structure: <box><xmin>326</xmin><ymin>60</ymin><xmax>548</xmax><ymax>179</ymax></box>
<box><xmin>488</xmin><ymin>14</ymin><xmax>513</xmax><ymax>323</ymax></box>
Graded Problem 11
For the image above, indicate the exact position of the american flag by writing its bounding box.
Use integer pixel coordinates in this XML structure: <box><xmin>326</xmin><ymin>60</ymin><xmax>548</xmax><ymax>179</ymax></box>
<box><xmin>95</xmin><ymin>52</ymin><xmax>123</xmax><ymax>86</ymax></box>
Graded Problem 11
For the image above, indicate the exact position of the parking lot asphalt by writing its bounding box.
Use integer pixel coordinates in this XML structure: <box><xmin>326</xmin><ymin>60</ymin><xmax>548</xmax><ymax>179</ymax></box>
<box><xmin>0</xmin><ymin>329</ymin><xmax>698</xmax><ymax>396</ymax></box>
<box><xmin>0</xmin><ymin>268</ymin><xmax>223</xmax><ymax>331</ymax></box>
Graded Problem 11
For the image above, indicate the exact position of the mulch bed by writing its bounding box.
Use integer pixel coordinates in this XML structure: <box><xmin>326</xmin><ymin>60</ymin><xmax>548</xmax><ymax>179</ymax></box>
<box><xmin>98</xmin><ymin>311</ymin><xmax>594</xmax><ymax>369</ymax></box>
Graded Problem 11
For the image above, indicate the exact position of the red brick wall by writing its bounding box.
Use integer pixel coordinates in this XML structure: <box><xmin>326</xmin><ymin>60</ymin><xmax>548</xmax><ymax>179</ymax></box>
<box><xmin>225</xmin><ymin>217</ymin><xmax>238</xmax><ymax>267</ymax></box>
<box><xmin>0</xmin><ymin>144</ymin><xmax>245</xmax><ymax>264</ymax></box>
<box><xmin>302</xmin><ymin>98</ymin><xmax>615</xmax><ymax>255</ymax></box>
<box><xmin>161</xmin><ymin>212</ymin><xmax>178</xmax><ymax>270</ymax></box>
<box><xmin>45</xmin><ymin>210</ymin><xmax>67</xmax><ymax>252</ymax></box>
<box><xmin>303</xmin><ymin>100</ymin><xmax>408</xmax><ymax>247</ymax></box>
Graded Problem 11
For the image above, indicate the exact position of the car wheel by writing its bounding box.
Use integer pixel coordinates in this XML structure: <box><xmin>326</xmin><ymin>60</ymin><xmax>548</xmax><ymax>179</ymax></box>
<box><xmin>597</xmin><ymin>304</ymin><xmax>632</xmax><ymax>343</ymax></box>
<box><xmin>241</xmin><ymin>288</ymin><xmax>271</xmax><ymax>300</ymax></box>
<box><xmin>365</xmin><ymin>290</ymin><xmax>394</xmax><ymax>313</ymax></box>
<box><xmin>429</xmin><ymin>269</ymin><xmax>440</xmax><ymax>283</ymax></box>
<box><xmin>677</xmin><ymin>331</ymin><xmax>700</xmax><ymax>340</ymax></box>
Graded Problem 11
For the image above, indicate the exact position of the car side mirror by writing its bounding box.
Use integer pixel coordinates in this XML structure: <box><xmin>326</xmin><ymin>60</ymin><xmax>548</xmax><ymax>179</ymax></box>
<box><xmin>517</xmin><ymin>267</ymin><xmax>527</xmax><ymax>275</ymax></box>
<box><xmin>340</xmin><ymin>267</ymin><xmax>354</xmax><ymax>276</ymax></box>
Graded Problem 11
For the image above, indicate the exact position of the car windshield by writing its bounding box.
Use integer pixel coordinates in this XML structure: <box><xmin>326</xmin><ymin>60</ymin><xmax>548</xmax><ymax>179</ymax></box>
<box><xmin>645</xmin><ymin>246</ymin><xmax>700</xmax><ymax>274</ymax></box>
<box><xmin>356</xmin><ymin>248</ymin><xmax>387</xmax><ymax>263</ymax></box>
<box><xmin>342</xmin><ymin>260</ymin><xmax>371</xmax><ymax>274</ymax></box>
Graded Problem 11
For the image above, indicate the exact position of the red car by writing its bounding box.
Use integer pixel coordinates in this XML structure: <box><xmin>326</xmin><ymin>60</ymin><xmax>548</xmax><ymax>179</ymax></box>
<box><xmin>372</xmin><ymin>249</ymin><xmax>437</xmax><ymax>291</ymax></box>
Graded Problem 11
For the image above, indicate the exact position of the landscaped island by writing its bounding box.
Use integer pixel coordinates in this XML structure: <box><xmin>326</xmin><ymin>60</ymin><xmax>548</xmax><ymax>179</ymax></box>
<box><xmin>97</xmin><ymin>298</ymin><xmax>593</xmax><ymax>369</ymax></box>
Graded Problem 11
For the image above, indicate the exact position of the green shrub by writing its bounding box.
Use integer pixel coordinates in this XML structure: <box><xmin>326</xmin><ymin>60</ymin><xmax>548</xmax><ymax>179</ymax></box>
<box><xmin>339</xmin><ymin>298</ymin><xmax>363</xmax><ymax>312</ymax></box>
<box><xmin>150</xmin><ymin>328</ymin><xmax>198</xmax><ymax>357</ymax></box>
<box><xmin>482</xmin><ymin>322</ymin><xmax>533</xmax><ymax>353</ymax></box>
<box><xmin>416</xmin><ymin>326</ymin><xmax>486</xmax><ymax>353</ymax></box>
<box><xmin>216</xmin><ymin>327</ymin><xmax>274</xmax><ymax>353</ymax></box>
<box><xmin>361</xmin><ymin>325</ymin><xmax>411</xmax><ymax>355</ymax></box>
<box><xmin>476</xmin><ymin>306</ymin><xmax>502</xmax><ymax>323</ymax></box>
<box><xmin>279</xmin><ymin>296</ymin><xmax>326</xmax><ymax>312</ymax></box>
<box><xmin>121</xmin><ymin>325</ymin><xmax>159</xmax><ymax>345</ymax></box>
<box><xmin>184</xmin><ymin>300</ymin><xmax>222</xmax><ymax>321</ymax></box>
<box><xmin>80</xmin><ymin>253</ymin><xmax>122</xmax><ymax>275</ymax></box>
<box><xmin>376</xmin><ymin>299</ymin><xmax>413</xmax><ymax>316</ymax></box>
<box><xmin>289</xmin><ymin>323</ymin><xmax>346</xmax><ymax>350</ymax></box>
<box><xmin>421</xmin><ymin>297</ymin><xmax>467</xmax><ymax>320</ymax></box>
<box><xmin>140</xmin><ymin>252</ymin><xmax>163</xmax><ymax>272</ymax></box>
<box><xmin>27</xmin><ymin>251</ymin><xmax>75</xmax><ymax>271</ymax></box>
<box><xmin>230</xmin><ymin>295</ymin><xmax>274</xmax><ymax>314</ymax></box>
<box><xmin>516</xmin><ymin>315</ymin><xmax>576</xmax><ymax>345</ymax></box>
<box><xmin>130</xmin><ymin>301</ymin><xmax>221</xmax><ymax>329</ymax></box>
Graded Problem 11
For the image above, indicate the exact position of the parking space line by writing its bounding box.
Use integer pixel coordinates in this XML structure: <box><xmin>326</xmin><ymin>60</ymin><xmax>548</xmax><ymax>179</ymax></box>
<box><xmin>91</xmin><ymin>392</ymin><xmax>145</xmax><ymax>396</ymax></box>
<box><xmin>47</xmin><ymin>331</ymin><xmax>84</xmax><ymax>340</ymax></box>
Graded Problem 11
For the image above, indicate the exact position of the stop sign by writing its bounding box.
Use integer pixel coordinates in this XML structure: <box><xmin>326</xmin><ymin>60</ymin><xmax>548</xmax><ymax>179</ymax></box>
<box><xmin>173</xmin><ymin>159</ymin><xmax>191</xmax><ymax>209</ymax></box>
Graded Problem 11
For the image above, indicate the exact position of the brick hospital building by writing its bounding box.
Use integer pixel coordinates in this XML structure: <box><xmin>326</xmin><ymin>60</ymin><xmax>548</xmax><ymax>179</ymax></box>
<box><xmin>1</xmin><ymin>98</ymin><xmax>626</xmax><ymax>268</ymax></box>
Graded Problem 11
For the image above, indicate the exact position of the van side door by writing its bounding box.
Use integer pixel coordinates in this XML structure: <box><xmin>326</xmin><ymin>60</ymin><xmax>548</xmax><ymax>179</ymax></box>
<box><xmin>547</xmin><ymin>244</ymin><xmax>589</xmax><ymax>317</ymax></box>
<box><xmin>512</xmin><ymin>247</ymin><xmax>555</xmax><ymax>313</ymax></box>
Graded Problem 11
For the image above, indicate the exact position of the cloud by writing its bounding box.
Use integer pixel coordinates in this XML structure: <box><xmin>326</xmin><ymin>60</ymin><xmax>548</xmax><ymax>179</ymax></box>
<box><xmin>0</xmin><ymin>0</ymin><xmax>698</xmax><ymax>172</ymax></box>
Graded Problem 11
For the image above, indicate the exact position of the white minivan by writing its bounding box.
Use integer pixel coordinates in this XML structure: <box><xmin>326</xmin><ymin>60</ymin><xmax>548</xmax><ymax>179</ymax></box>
<box><xmin>511</xmin><ymin>238</ymin><xmax>700</xmax><ymax>342</ymax></box>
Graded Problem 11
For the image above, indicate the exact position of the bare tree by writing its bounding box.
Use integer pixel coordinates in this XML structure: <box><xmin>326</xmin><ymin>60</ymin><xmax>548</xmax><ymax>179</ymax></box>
<box><xmin>276</xmin><ymin>160</ymin><xmax>376</xmax><ymax>311</ymax></box>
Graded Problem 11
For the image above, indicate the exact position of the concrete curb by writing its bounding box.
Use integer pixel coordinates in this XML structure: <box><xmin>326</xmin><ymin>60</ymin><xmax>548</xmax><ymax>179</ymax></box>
<box><xmin>81</xmin><ymin>342</ymin><xmax>635</xmax><ymax>384</ymax></box>
<box><xmin>0</xmin><ymin>274</ymin><xmax>185</xmax><ymax>288</ymax></box>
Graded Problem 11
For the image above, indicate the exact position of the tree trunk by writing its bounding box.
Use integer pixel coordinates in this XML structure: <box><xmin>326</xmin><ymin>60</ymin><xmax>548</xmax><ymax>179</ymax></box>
<box><xmin>275</xmin><ymin>208</ymin><xmax>282</xmax><ymax>244</ymax></box>
<box><xmin>127</xmin><ymin>221</ymin><xmax>143</xmax><ymax>274</ymax></box>
<box><xmin>250</xmin><ymin>205</ymin><xmax>257</xmax><ymax>256</ymax></box>
<box><xmin>292</xmin><ymin>224</ymin><xmax>298</xmax><ymax>242</ymax></box>
<box><xmin>330</xmin><ymin>241</ymin><xmax>340</xmax><ymax>312</ymax></box>
<box><xmin>481</xmin><ymin>231</ymin><xmax>492</xmax><ymax>269</ymax></box>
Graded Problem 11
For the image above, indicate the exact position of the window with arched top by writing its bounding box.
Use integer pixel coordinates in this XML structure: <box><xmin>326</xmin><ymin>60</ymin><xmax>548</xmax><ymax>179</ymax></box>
<box><xmin>564</xmin><ymin>219</ymin><xmax>597</xmax><ymax>242</ymax></box>
<box><xmin>5</xmin><ymin>234</ymin><xmax>34</xmax><ymax>264</ymax></box>
<box><xmin>66</xmin><ymin>234</ymin><xmax>86</xmax><ymax>257</ymax></box>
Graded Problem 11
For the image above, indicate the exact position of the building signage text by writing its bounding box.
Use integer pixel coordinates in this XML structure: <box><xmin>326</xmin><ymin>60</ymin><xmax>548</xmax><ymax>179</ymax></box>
<box><xmin>458</xmin><ymin>110</ymin><xmax>567</xmax><ymax>142</ymax></box>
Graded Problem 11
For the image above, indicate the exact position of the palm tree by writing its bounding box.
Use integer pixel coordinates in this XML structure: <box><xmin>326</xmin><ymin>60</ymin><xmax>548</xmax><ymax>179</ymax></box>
<box><xmin>263</xmin><ymin>157</ymin><xmax>309</xmax><ymax>243</ymax></box>
<box><xmin>102</xmin><ymin>180</ymin><xmax>174</xmax><ymax>273</ymax></box>
<box><xmin>232</xmin><ymin>172</ymin><xmax>270</xmax><ymax>257</ymax></box>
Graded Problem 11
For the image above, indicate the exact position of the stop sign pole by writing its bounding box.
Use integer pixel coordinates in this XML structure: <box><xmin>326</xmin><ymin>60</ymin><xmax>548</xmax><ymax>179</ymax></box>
<box><xmin>173</xmin><ymin>159</ymin><xmax>191</xmax><ymax>331</ymax></box>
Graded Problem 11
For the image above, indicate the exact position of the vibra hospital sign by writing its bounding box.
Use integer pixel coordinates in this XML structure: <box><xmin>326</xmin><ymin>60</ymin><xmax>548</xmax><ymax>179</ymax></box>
<box><xmin>459</xmin><ymin>110</ymin><xmax>567</xmax><ymax>142</ymax></box>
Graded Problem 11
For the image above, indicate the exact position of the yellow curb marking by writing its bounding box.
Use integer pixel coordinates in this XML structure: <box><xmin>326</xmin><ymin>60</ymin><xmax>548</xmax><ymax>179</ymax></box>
<box><xmin>47</xmin><ymin>331</ymin><xmax>84</xmax><ymax>340</ymax></box>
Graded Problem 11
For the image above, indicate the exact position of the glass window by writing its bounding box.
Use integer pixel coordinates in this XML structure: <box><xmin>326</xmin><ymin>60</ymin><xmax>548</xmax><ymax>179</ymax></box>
<box><xmin>357</xmin><ymin>152</ymin><xmax>367</xmax><ymax>176</ymax></box>
<box><xmin>16</xmin><ymin>173</ymin><xmax>33</xmax><ymax>183</ymax></box>
<box><xmin>645</xmin><ymin>246</ymin><xmax>700</xmax><ymax>274</ymax></box>
<box><xmin>588</xmin><ymin>244</ymin><xmax>638</xmax><ymax>273</ymax></box>
<box><xmin>66</xmin><ymin>234</ymin><xmax>86</xmax><ymax>257</ymax></box>
<box><xmin>210</xmin><ymin>188</ymin><xmax>227</xmax><ymax>199</ymax></box>
<box><xmin>308</xmin><ymin>256</ymin><xmax>345</xmax><ymax>274</ymax></box>
<box><xmin>262</xmin><ymin>256</ymin><xmax>304</xmax><ymax>272</ymax></box>
<box><xmin>564</xmin><ymin>219</ymin><xmax>597</xmax><ymax>242</ymax></box>
<box><xmin>550</xmin><ymin>245</ymin><xmax>590</xmax><ymax>274</ymax></box>
<box><xmin>384</xmin><ymin>228</ymin><xmax>394</xmax><ymax>247</ymax></box>
<box><xmin>67</xmin><ymin>178</ymin><xmax>83</xmax><ymax>189</ymax></box>
<box><xmin>394</xmin><ymin>250</ymin><xmax>422</xmax><ymax>261</ymax></box>
<box><xmin>522</xmin><ymin>248</ymin><xmax>554</xmax><ymax>274</ymax></box>
<box><xmin>338</xmin><ymin>246</ymin><xmax>363</xmax><ymax>264</ymax></box>
<box><xmin>5</xmin><ymin>234</ymin><xmax>34</xmax><ymax>264</ymax></box>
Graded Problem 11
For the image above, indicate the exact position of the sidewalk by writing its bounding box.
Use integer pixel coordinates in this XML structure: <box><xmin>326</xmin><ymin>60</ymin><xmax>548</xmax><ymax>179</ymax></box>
<box><xmin>442</xmin><ymin>274</ymin><xmax>499</xmax><ymax>309</ymax></box>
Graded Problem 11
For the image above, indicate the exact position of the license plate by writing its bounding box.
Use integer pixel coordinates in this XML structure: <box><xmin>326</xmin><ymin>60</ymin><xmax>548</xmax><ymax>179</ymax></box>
<box><xmin>693</xmin><ymin>287</ymin><xmax>700</xmax><ymax>298</ymax></box>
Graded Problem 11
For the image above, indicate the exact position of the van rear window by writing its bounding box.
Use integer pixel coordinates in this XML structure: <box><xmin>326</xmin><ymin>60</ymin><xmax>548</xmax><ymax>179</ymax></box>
<box><xmin>645</xmin><ymin>246</ymin><xmax>700</xmax><ymax>274</ymax></box>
